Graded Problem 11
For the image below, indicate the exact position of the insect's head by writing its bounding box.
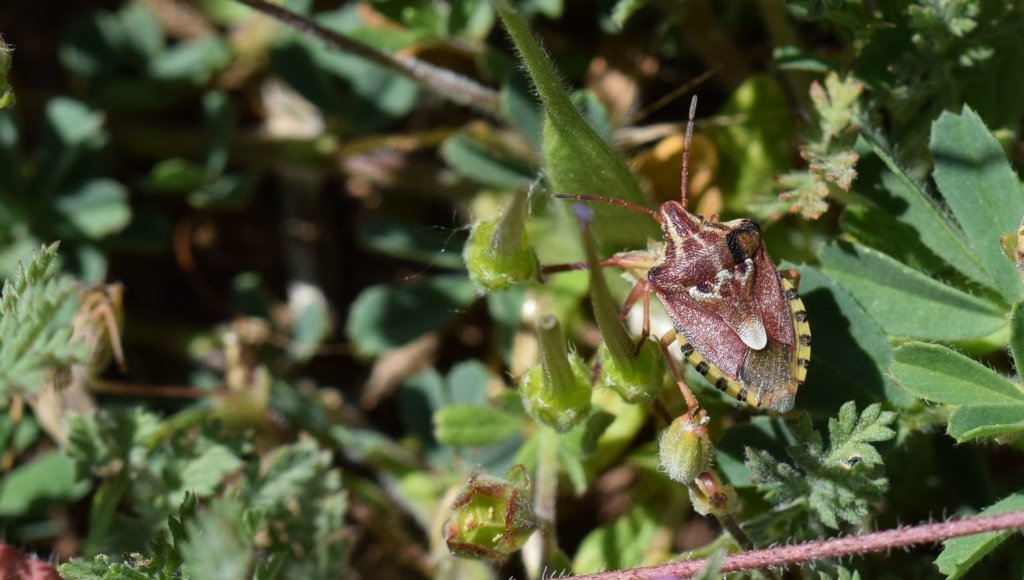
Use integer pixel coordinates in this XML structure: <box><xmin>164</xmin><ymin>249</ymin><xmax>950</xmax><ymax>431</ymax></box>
<box><xmin>659</xmin><ymin>200</ymin><xmax>703</xmax><ymax>239</ymax></box>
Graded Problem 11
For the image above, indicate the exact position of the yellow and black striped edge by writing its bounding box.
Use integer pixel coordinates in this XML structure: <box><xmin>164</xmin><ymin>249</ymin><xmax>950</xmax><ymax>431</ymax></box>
<box><xmin>784</xmin><ymin>278</ymin><xmax>812</xmax><ymax>387</ymax></box>
<box><xmin>675</xmin><ymin>277</ymin><xmax>810</xmax><ymax>408</ymax></box>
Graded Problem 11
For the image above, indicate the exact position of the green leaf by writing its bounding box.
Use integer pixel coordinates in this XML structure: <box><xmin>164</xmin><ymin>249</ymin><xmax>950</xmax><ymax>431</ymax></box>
<box><xmin>715</xmin><ymin>415</ymin><xmax>794</xmax><ymax>487</ymax></box>
<box><xmin>117</xmin><ymin>3</ymin><xmax>166</xmax><ymax>60</ymax></box>
<box><xmin>936</xmin><ymin>491</ymin><xmax>1024</xmax><ymax>579</ymax></box>
<box><xmin>890</xmin><ymin>342</ymin><xmax>1024</xmax><ymax>406</ymax></box>
<box><xmin>774</xmin><ymin>45</ymin><xmax>833</xmax><ymax>73</ymax></box>
<box><xmin>145</xmin><ymin>158</ymin><xmax>212</xmax><ymax>192</ymax></box>
<box><xmin>179</xmin><ymin>444</ymin><xmax>245</xmax><ymax>496</ymax></box>
<box><xmin>0</xmin><ymin>243</ymin><xmax>88</xmax><ymax>398</ymax></box>
<box><xmin>0</xmin><ymin>452</ymin><xmax>91</xmax><ymax>516</ymax></box>
<box><xmin>445</xmin><ymin>360</ymin><xmax>491</xmax><ymax>406</ymax></box>
<box><xmin>345</xmin><ymin>274</ymin><xmax>478</xmax><ymax>357</ymax></box>
<box><xmin>492</xmin><ymin>0</ymin><xmax>656</xmax><ymax>250</ymax></box>
<box><xmin>187</xmin><ymin>173</ymin><xmax>257</xmax><ymax>210</ymax></box>
<box><xmin>47</xmin><ymin>97</ymin><xmax>105</xmax><ymax>148</ymax></box>
<box><xmin>148</xmin><ymin>37</ymin><xmax>231</xmax><ymax>82</ymax></box>
<box><xmin>180</xmin><ymin>499</ymin><xmax>253</xmax><ymax>579</ymax></box>
<box><xmin>863</xmin><ymin>133</ymin><xmax>990</xmax><ymax>285</ymax></box>
<box><xmin>746</xmin><ymin>402</ymin><xmax>896</xmax><ymax>530</ymax></box>
<box><xmin>840</xmin><ymin>204</ymin><xmax>948</xmax><ymax>274</ymax></box>
<box><xmin>434</xmin><ymin>404</ymin><xmax>523</xmax><ymax>446</ymax></box>
<box><xmin>440</xmin><ymin>134</ymin><xmax>536</xmax><ymax>190</ymax></box>
<box><xmin>611</xmin><ymin>0</ymin><xmax>648</xmax><ymax>27</ymax></box>
<box><xmin>1011</xmin><ymin>298</ymin><xmax>1024</xmax><ymax>372</ymax></box>
<box><xmin>203</xmin><ymin>90</ymin><xmax>233</xmax><ymax>174</ymax></box>
<box><xmin>819</xmin><ymin>241</ymin><xmax>1005</xmax><ymax>341</ymax></box>
<box><xmin>0</xmin><ymin>38</ymin><xmax>13</xmax><ymax>111</ymax></box>
<box><xmin>55</xmin><ymin>178</ymin><xmax>132</xmax><ymax>239</ymax></box>
<box><xmin>357</xmin><ymin>217</ymin><xmax>465</xmax><ymax>270</ymax></box>
<box><xmin>288</xmin><ymin>283</ymin><xmax>332</xmax><ymax>363</ymax></box>
<box><xmin>792</xmin><ymin>266</ymin><xmax>911</xmax><ymax>412</ymax></box>
<box><xmin>931</xmin><ymin>107</ymin><xmax>1024</xmax><ymax>302</ymax></box>
<box><xmin>571</xmin><ymin>496</ymin><xmax>660</xmax><ymax>573</ymax></box>
<box><xmin>948</xmin><ymin>404</ymin><xmax>1024</xmax><ymax>442</ymax></box>
<box><xmin>277</xmin><ymin>8</ymin><xmax>420</xmax><ymax>130</ymax></box>
<box><xmin>498</xmin><ymin>68</ymin><xmax>541</xmax><ymax>146</ymax></box>
<box><xmin>0</xmin><ymin>111</ymin><xmax>23</xmax><ymax>193</ymax></box>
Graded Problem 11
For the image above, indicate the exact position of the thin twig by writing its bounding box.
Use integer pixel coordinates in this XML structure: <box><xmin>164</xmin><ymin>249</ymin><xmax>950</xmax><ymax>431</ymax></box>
<box><xmin>575</xmin><ymin>510</ymin><xmax>1024</xmax><ymax>579</ymax></box>
<box><xmin>235</xmin><ymin>0</ymin><xmax>502</xmax><ymax>118</ymax></box>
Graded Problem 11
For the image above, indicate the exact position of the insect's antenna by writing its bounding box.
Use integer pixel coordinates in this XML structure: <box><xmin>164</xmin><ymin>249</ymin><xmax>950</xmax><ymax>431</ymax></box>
<box><xmin>680</xmin><ymin>95</ymin><xmax>697</xmax><ymax>207</ymax></box>
<box><xmin>552</xmin><ymin>194</ymin><xmax>662</xmax><ymax>222</ymax></box>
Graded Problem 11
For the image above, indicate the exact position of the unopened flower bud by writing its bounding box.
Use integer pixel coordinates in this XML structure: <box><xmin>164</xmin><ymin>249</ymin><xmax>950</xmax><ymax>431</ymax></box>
<box><xmin>465</xmin><ymin>189</ymin><xmax>537</xmax><ymax>292</ymax></box>
<box><xmin>443</xmin><ymin>465</ymin><xmax>540</xmax><ymax>561</ymax></box>
<box><xmin>659</xmin><ymin>411</ymin><xmax>712</xmax><ymax>484</ymax></box>
<box><xmin>519</xmin><ymin>314</ymin><xmax>591</xmax><ymax>432</ymax></box>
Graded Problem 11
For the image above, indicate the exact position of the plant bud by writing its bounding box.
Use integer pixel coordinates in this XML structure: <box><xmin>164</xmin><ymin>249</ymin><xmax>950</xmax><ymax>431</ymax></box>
<box><xmin>658</xmin><ymin>411</ymin><xmax>712</xmax><ymax>484</ymax></box>
<box><xmin>443</xmin><ymin>466</ymin><xmax>540</xmax><ymax>561</ymax></box>
<box><xmin>464</xmin><ymin>190</ymin><xmax>537</xmax><ymax>292</ymax></box>
<box><xmin>519</xmin><ymin>314</ymin><xmax>591</xmax><ymax>432</ymax></box>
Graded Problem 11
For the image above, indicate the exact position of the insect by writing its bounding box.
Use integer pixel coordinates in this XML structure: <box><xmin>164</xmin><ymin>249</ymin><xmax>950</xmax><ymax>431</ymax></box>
<box><xmin>551</xmin><ymin>97</ymin><xmax>810</xmax><ymax>412</ymax></box>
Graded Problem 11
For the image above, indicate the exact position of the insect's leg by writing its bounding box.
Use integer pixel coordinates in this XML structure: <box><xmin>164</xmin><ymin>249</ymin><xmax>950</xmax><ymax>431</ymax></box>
<box><xmin>541</xmin><ymin>253</ymin><xmax>654</xmax><ymax>276</ymax></box>
<box><xmin>780</xmin><ymin>269</ymin><xmax>801</xmax><ymax>291</ymax></box>
<box><xmin>616</xmin><ymin>278</ymin><xmax>652</xmax><ymax>357</ymax></box>
<box><xmin>635</xmin><ymin>289</ymin><xmax>651</xmax><ymax>358</ymax></box>
<box><xmin>658</xmin><ymin>329</ymin><xmax>700</xmax><ymax>415</ymax></box>
<box><xmin>91</xmin><ymin>297</ymin><xmax>127</xmax><ymax>373</ymax></box>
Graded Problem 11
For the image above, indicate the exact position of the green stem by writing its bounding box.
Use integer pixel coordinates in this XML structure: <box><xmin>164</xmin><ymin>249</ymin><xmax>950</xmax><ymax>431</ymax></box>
<box><xmin>582</xmin><ymin>224</ymin><xmax>635</xmax><ymax>370</ymax></box>
<box><xmin>86</xmin><ymin>465</ymin><xmax>131</xmax><ymax>556</ymax></box>
<box><xmin>525</xmin><ymin>425</ymin><xmax>561</xmax><ymax>580</ymax></box>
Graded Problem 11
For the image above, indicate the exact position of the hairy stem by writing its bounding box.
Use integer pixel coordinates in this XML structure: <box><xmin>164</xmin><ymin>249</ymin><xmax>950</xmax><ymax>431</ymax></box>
<box><xmin>575</xmin><ymin>510</ymin><xmax>1024</xmax><ymax>579</ymax></box>
<box><xmin>235</xmin><ymin>0</ymin><xmax>502</xmax><ymax>117</ymax></box>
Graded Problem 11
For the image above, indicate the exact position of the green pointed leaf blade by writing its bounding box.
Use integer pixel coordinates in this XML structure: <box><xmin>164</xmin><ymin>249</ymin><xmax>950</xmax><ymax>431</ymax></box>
<box><xmin>819</xmin><ymin>241</ymin><xmax>1004</xmax><ymax>341</ymax></box>
<box><xmin>863</xmin><ymin>135</ymin><xmax>989</xmax><ymax>285</ymax></box>
<box><xmin>55</xmin><ymin>178</ymin><xmax>132</xmax><ymax>239</ymax></box>
<box><xmin>435</xmin><ymin>404</ymin><xmax>523</xmax><ymax>446</ymax></box>
<box><xmin>345</xmin><ymin>274</ymin><xmax>478</xmax><ymax>357</ymax></box>
<box><xmin>288</xmin><ymin>283</ymin><xmax>332</xmax><ymax>363</ymax></box>
<box><xmin>948</xmin><ymin>404</ymin><xmax>1024</xmax><ymax>442</ymax></box>
<box><xmin>571</xmin><ymin>496</ymin><xmax>667</xmax><ymax>574</ymax></box>
<box><xmin>148</xmin><ymin>37</ymin><xmax>231</xmax><ymax>82</ymax></box>
<box><xmin>840</xmin><ymin>204</ymin><xmax>948</xmax><ymax>275</ymax></box>
<box><xmin>440</xmin><ymin>134</ymin><xmax>536</xmax><ymax>190</ymax></box>
<box><xmin>0</xmin><ymin>452</ymin><xmax>91</xmax><ymax>516</ymax></box>
<box><xmin>145</xmin><ymin>158</ymin><xmax>211</xmax><ymax>193</ymax></box>
<box><xmin>1010</xmin><ymin>299</ymin><xmax>1024</xmax><ymax>372</ymax></box>
<box><xmin>937</xmin><ymin>492</ymin><xmax>1024</xmax><ymax>579</ymax></box>
<box><xmin>931</xmin><ymin>107</ymin><xmax>1024</xmax><ymax>302</ymax></box>
<box><xmin>890</xmin><ymin>342</ymin><xmax>1024</xmax><ymax>406</ymax></box>
<box><xmin>492</xmin><ymin>0</ymin><xmax>657</xmax><ymax>249</ymax></box>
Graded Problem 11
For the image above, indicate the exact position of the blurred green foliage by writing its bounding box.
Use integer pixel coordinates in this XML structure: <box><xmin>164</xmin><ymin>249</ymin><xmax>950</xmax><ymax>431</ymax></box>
<box><xmin>0</xmin><ymin>0</ymin><xmax>1023</xmax><ymax>577</ymax></box>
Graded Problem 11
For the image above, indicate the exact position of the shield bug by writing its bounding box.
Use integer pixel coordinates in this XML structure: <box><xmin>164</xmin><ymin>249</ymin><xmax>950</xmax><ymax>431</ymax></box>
<box><xmin>550</xmin><ymin>97</ymin><xmax>810</xmax><ymax>412</ymax></box>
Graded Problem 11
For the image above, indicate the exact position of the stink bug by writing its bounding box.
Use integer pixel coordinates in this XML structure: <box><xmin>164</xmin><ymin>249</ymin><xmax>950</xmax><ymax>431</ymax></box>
<box><xmin>550</xmin><ymin>97</ymin><xmax>810</xmax><ymax>412</ymax></box>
